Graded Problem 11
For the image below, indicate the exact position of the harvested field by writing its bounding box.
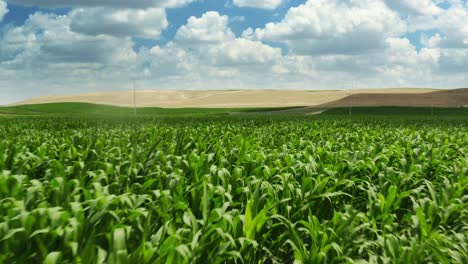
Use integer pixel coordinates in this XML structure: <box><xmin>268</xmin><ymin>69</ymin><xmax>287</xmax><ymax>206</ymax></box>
<box><xmin>320</xmin><ymin>88</ymin><xmax>468</xmax><ymax>108</ymax></box>
<box><xmin>13</xmin><ymin>89</ymin><xmax>440</xmax><ymax>108</ymax></box>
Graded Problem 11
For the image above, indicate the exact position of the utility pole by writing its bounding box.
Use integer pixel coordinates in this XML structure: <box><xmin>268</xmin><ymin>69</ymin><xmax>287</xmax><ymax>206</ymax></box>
<box><xmin>349</xmin><ymin>80</ymin><xmax>353</xmax><ymax>116</ymax></box>
<box><xmin>133</xmin><ymin>80</ymin><xmax>137</xmax><ymax>115</ymax></box>
<box><xmin>430</xmin><ymin>77</ymin><xmax>434</xmax><ymax>116</ymax></box>
<box><xmin>431</xmin><ymin>92</ymin><xmax>434</xmax><ymax>116</ymax></box>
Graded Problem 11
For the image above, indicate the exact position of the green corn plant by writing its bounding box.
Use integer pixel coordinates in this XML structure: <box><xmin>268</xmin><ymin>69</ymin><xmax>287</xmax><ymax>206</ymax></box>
<box><xmin>0</xmin><ymin>116</ymin><xmax>466</xmax><ymax>263</ymax></box>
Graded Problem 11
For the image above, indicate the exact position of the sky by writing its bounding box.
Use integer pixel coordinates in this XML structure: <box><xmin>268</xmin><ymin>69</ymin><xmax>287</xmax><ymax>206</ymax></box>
<box><xmin>0</xmin><ymin>0</ymin><xmax>468</xmax><ymax>104</ymax></box>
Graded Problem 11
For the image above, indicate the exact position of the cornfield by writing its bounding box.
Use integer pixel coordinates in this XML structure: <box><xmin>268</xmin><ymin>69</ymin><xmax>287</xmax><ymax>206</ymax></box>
<box><xmin>0</xmin><ymin>117</ymin><xmax>467</xmax><ymax>263</ymax></box>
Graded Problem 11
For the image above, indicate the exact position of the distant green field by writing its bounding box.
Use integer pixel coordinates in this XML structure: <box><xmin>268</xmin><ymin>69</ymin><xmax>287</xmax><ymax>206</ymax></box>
<box><xmin>0</xmin><ymin>103</ymin><xmax>296</xmax><ymax>117</ymax></box>
<box><xmin>321</xmin><ymin>106</ymin><xmax>468</xmax><ymax>116</ymax></box>
<box><xmin>1</xmin><ymin>103</ymin><xmax>467</xmax><ymax>118</ymax></box>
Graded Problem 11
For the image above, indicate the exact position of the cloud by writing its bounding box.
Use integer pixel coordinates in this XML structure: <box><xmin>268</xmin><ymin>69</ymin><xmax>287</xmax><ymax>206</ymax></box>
<box><xmin>386</xmin><ymin>38</ymin><xmax>439</xmax><ymax>65</ymax></box>
<box><xmin>425</xmin><ymin>3</ymin><xmax>468</xmax><ymax>49</ymax></box>
<box><xmin>437</xmin><ymin>48</ymin><xmax>468</xmax><ymax>73</ymax></box>
<box><xmin>232</xmin><ymin>0</ymin><xmax>282</xmax><ymax>10</ymax></box>
<box><xmin>401</xmin><ymin>1</ymin><xmax>468</xmax><ymax>78</ymax></box>
<box><xmin>138</xmin><ymin>11</ymin><xmax>282</xmax><ymax>82</ymax></box>
<box><xmin>246</xmin><ymin>0</ymin><xmax>406</xmax><ymax>55</ymax></box>
<box><xmin>69</xmin><ymin>8</ymin><xmax>168</xmax><ymax>38</ymax></box>
<box><xmin>210</xmin><ymin>38</ymin><xmax>281</xmax><ymax>65</ymax></box>
<box><xmin>0</xmin><ymin>1</ymin><xmax>8</xmax><ymax>22</ymax></box>
<box><xmin>267</xmin><ymin>38</ymin><xmax>438</xmax><ymax>82</ymax></box>
<box><xmin>6</xmin><ymin>0</ymin><xmax>196</xmax><ymax>8</ymax></box>
<box><xmin>174</xmin><ymin>11</ymin><xmax>281</xmax><ymax>66</ymax></box>
<box><xmin>175</xmin><ymin>11</ymin><xmax>235</xmax><ymax>44</ymax></box>
<box><xmin>230</xmin><ymin>15</ymin><xmax>245</xmax><ymax>23</ymax></box>
<box><xmin>384</xmin><ymin>0</ymin><xmax>443</xmax><ymax>16</ymax></box>
<box><xmin>0</xmin><ymin>12</ymin><xmax>136</xmax><ymax>67</ymax></box>
<box><xmin>407</xmin><ymin>0</ymin><xmax>468</xmax><ymax>66</ymax></box>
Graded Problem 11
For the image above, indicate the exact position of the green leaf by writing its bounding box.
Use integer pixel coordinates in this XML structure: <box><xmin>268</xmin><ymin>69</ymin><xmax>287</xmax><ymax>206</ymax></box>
<box><xmin>43</xmin><ymin>252</ymin><xmax>62</xmax><ymax>264</ymax></box>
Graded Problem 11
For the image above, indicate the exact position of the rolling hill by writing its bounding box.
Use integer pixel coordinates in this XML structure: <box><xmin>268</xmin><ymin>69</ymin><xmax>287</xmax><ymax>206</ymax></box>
<box><xmin>319</xmin><ymin>88</ymin><xmax>468</xmax><ymax>108</ymax></box>
<box><xmin>12</xmin><ymin>89</ymin><xmax>443</xmax><ymax>108</ymax></box>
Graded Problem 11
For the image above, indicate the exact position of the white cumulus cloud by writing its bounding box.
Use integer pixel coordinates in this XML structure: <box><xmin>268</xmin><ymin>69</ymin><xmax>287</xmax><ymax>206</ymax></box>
<box><xmin>0</xmin><ymin>12</ymin><xmax>136</xmax><ymax>68</ymax></box>
<box><xmin>210</xmin><ymin>38</ymin><xmax>281</xmax><ymax>65</ymax></box>
<box><xmin>69</xmin><ymin>8</ymin><xmax>168</xmax><ymax>38</ymax></box>
<box><xmin>138</xmin><ymin>11</ymin><xmax>282</xmax><ymax>85</ymax></box>
<box><xmin>175</xmin><ymin>11</ymin><xmax>235</xmax><ymax>44</ymax></box>
<box><xmin>0</xmin><ymin>0</ymin><xmax>8</xmax><ymax>22</ymax></box>
<box><xmin>233</xmin><ymin>0</ymin><xmax>282</xmax><ymax>10</ymax></box>
<box><xmin>6</xmin><ymin>0</ymin><xmax>196</xmax><ymax>8</ymax></box>
<box><xmin>427</xmin><ymin>3</ymin><xmax>468</xmax><ymax>48</ymax></box>
<box><xmin>246</xmin><ymin>0</ymin><xmax>406</xmax><ymax>55</ymax></box>
<box><xmin>173</xmin><ymin>11</ymin><xmax>281</xmax><ymax>66</ymax></box>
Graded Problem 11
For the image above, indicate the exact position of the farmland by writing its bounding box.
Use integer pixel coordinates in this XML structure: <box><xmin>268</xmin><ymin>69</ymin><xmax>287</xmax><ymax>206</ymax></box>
<box><xmin>1</xmin><ymin>113</ymin><xmax>467</xmax><ymax>263</ymax></box>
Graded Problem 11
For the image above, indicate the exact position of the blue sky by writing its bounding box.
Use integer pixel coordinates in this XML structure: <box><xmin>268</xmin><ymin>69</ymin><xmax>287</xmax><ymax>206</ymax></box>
<box><xmin>0</xmin><ymin>0</ymin><xmax>467</xmax><ymax>104</ymax></box>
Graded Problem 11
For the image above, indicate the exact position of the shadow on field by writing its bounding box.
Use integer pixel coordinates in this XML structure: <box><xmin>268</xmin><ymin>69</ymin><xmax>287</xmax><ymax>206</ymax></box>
<box><xmin>244</xmin><ymin>88</ymin><xmax>468</xmax><ymax>116</ymax></box>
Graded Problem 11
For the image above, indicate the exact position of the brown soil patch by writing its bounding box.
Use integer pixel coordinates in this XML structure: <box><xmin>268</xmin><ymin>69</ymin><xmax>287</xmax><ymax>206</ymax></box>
<box><xmin>320</xmin><ymin>88</ymin><xmax>468</xmax><ymax>108</ymax></box>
